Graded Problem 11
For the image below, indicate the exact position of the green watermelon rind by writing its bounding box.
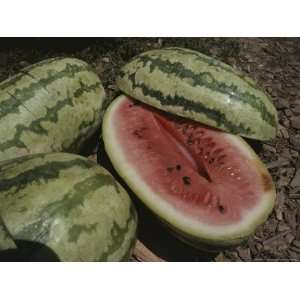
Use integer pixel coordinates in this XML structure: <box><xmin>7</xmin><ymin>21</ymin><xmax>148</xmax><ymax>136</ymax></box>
<box><xmin>0</xmin><ymin>215</ymin><xmax>17</xmax><ymax>250</ymax></box>
<box><xmin>0</xmin><ymin>57</ymin><xmax>106</xmax><ymax>162</ymax></box>
<box><xmin>0</xmin><ymin>152</ymin><xmax>137</xmax><ymax>261</ymax></box>
<box><xmin>116</xmin><ymin>47</ymin><xmax>278</xmax><ymax>141</ymax></box>
<box><xmin>102</xmin><ymin>95</ymin><xmax>276</xmax><ymax>248</ymax></box>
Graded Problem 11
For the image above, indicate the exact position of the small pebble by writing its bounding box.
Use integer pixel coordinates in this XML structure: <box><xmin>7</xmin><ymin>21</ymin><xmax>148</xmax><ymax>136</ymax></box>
<box><xmin>292</xmin><ymin>240</ymin><xmax>300</xmax><ymax>248</ymax></box>
<box><xmin>284</xmin><ymin>109</ymin><xmax>293</xmax><ymax>117</ymax></box>
<box><xmin>291</xmin><ymin>104</ymin><xmax>300</xmax><ymax>115</ymax></box>
<box><xmin>290</xmin><ymin>134</ymin><xmax>300</xmax><ymax>150</ymax></box>
<box><xmin>102</xmin><ymin>57</ymin><xmax>110</xmax><ymax>63</ymax></box>
<box><xmin>290</xmin><ymin>169</ymin><xmax>300</xmax><ymax>188</ymax></box>
<box><xmin>266</xmin><ymin>158</ymin><xmax>290</xmax><ymax>169</ymax></box>
<box><xmin>291</xmin><ymin>116</ymin><xmax>300</xmax><ymax>130</ymax></box>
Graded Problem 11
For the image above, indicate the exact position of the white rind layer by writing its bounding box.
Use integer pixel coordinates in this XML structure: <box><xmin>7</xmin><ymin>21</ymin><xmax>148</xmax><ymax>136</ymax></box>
<box><xmin>103</xmin><ymin>95</ymin><xmax>276</xmax><ymax>245</ymax></box>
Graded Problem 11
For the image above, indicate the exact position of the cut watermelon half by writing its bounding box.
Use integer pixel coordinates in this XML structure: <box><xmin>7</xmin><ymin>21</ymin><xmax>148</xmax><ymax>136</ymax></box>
<box><xmin>102</xmin><ymin>95</ymin><xmax>275</xmax><ymax>249</ymax></box>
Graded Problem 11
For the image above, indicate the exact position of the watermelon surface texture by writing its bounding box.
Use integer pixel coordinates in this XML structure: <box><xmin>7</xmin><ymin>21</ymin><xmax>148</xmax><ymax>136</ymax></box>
<box><xmin>116</xmin><ymin>47</ymin><xmax>278</xmax><ymax>141</ymax></box>
<box><xmin>102</xmin><ymin>95</ymin><xmax>276</xmax><ymax>249</ymax></box>
<box><xmin>0</xmin><ymin>152</ymin><xmax>137</xmax><ymax>261</ymax></box>
<box><xmin>0</xmin><ymin>58</ymin><xmax>105</xmax><ymax>162</ymax></box>
<box><xmin>0</xmin><ymin>215</ymin><xmax>17</xmax><ymax>250</ymax></box>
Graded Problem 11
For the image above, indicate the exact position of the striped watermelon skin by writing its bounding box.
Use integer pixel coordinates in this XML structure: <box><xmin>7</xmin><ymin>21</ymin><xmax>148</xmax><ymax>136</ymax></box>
<box><xmin>0</xmin><ymin>58</ymin><xmax>105</xmax><ymax>162</ymax></box>
<box><xmin>0</xmin><ymin>215</ymin><xmax>17</xmax><ymax>250</ymax></box>
<box><xmin>116</xmin><ymin>47</ymin><xmax>278</xmax><ymax>141</ymax></box>
<box><xmin>0</xmin><ymin>152</ymin><xmax>137</xmax><ymax>261</ymax></box>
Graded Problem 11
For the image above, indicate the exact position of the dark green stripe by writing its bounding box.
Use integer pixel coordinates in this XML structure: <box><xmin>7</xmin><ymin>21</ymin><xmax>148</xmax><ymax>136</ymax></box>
<box><xmin>0</xmin><ymin>92</ymin><xmax>24</xmax><ymax>119</ymax></box>
<box><xmin>123</xmin><ymin>72</ymin><xmax>254</xmax><ymax>136</ymax></box>
<box><xmin>131</xmin><ymin>55</ymin><xmax>276</xmax><ymax>127</ymax></box>
<box><xmin>155</xmin><ymin>48</ymin><xmax>262</xmax><ymax>92</ymax></box>
<box><xmin>97</xmin><ymin>202</ymin><xmax>137</xmax><ymax>261</ymax></box>
<box><xmin>0</xmin><ymin>157</ymin><xmax>95</xmax><ymax>194</ymax></box>
<box><xmin>0</xmin><ymin>72</ymin><xmax>28</xmax><ymax>91</ymax></box>
<box><xmin>10</xmin><ymin>63</ymin><xmax>93</xmax><ymax>101</ymax></box>
<box><xmin>0</xmin><ymin>63</ymin><xmax>96</xmax><ymax>120</ymax></box>
<box><xmin>120</xmin><ymin>203</ymin><xmax>138</xmax><ymax>261</ymax></box>
<box><xmin>21</xmin><ymin>57</ymin><xmax>63</xmax><ymax>74</ymax></box>
<box><xmin>0</xmin><ymin>82</ymin><xmax>100</xmax><ymax>153</ymax></box>
<box><xmin>0</xmin><ymin>58</ymin><xmax>60</xmax><ymax>90</ymax></box>
<box><xmin>0</xmin><ymin>124</ymin><xmax>28</xmax><ymax>151</ymax></box>
<box><xmin>7</xmin><ymin>91</ymin><xmax>37</xmax><ymax>118</ymax></box>
<box><xmin>45</xmin><ymin>174</ymin><xmax>121</xmax><ymax>219</ymax></box>
<box><xmin>22</xmin><ymin>69</ymin><xmax>49</xmax><ymax>96</ymax></box>
<box><xmin>0</xmin><ymin>153</ymin><xmax>47</xmax><ymax>169</ymax></box>
<box><xmin>67</xmin><ymin>223</ymin><xmax>98</xmax><ymax>243</ymax></box>
<box><xmin>13</xmin><ymin>173</ymin><xmax>120</xmax><ymax>244</ymax></box>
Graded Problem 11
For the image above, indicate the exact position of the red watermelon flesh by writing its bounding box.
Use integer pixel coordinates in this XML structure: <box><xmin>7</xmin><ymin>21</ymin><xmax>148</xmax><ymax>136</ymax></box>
<box><xmin>103</xmin><ymin>95</ymin><xmax>275</xmax><ymax>244</ymax></box>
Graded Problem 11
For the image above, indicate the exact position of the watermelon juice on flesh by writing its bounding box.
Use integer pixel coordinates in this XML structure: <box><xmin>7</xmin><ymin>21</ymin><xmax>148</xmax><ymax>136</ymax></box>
<box><xmin>102</xmin><ymin>95</ymin><xmax>276</xmax><ymax>249</ymax></box>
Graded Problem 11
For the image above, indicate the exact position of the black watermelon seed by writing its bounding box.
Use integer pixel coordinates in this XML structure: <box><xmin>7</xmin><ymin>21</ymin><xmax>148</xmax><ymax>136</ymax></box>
<box><xmin>209</xmin><ymin>158</ymin><xmax>215</xmax><ymax>164</ymax></box>
<box><xmin>133</xmin><ymin>129</ymin><xmax>143</xmax><ymax>138</ymax></box>
<box><xmin>187</xmin><ymin>137</ymin><xmax>194</xmax><ymax>145</ymax></box>
<box><xmin>218</xmin><ymin>205</ymin><xmax>225</xmax><ymax>214</ymax></box>
<box><xmin>182</xmin><ymin>176</ymin><xmax>191</xmax><ymax>185</ymax></box>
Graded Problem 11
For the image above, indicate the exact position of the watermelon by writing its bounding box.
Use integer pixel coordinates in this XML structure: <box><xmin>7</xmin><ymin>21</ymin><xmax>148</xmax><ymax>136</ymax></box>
<box><xmin>0</xmin><ymin>152</ymin><xmax>137</xmax><ymax>261</ymax></box>
<box><xmin>0</xmin><ymin>215</ymin><xmax>17</xmax><ymax>250</ymax></box>
<box><xmin>116</xmin><ymin>47</ymin><xmax>278</xmax><ymax>141</ymax></box>
<box><xmin>102</xmin><ymin>95</ymin><xmax>275</xmax><ymax>249</ymax></box>
<box><xmin>0</xmin><ymin>58</ymin><xmax>105</xmax><ymax>162</ymax></box>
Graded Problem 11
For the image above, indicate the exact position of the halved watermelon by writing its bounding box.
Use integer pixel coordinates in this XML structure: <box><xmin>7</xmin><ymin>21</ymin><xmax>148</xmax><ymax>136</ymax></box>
<box><xmin>102</xmin><ymin>95</ymin><xmax>276</xmax><ymax>249</ymax></box>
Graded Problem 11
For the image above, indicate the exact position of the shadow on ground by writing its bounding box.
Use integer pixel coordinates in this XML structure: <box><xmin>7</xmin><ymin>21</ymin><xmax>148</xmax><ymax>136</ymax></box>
<box><xmin>0</xmin><ymin>240</ymin><xmax>60</xmax><ymax>262</ymax></box>
<box><xmin>135</xmin><ymin>203</ymin><xmax>218</xmax><ymax>262</ymax></box>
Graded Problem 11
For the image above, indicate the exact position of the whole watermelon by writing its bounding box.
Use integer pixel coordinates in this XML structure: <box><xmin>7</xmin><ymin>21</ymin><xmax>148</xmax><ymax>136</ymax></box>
<box><xmin>0</xmin><ymin>57</ymin><xmax>105</xmax><ymax>161</ymax></box>
<box><xmin>0</xmin><ymin>152</ymin><xmax>137</xmax><ymax>261</ymax></box>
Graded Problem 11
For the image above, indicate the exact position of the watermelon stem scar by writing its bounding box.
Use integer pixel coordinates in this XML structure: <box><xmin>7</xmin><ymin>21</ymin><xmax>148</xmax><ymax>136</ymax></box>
<box><xmin>102</xmin><ymin>95</ymin><xmax>276</xmax><ymax>249</ymax></box>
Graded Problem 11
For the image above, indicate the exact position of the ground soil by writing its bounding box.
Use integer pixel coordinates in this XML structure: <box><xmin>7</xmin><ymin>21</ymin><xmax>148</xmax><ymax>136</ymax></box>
<box><xmin>0</xmin><ymin>38</ymin><xmax>299</xmax><ymax>262</ymax></box>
